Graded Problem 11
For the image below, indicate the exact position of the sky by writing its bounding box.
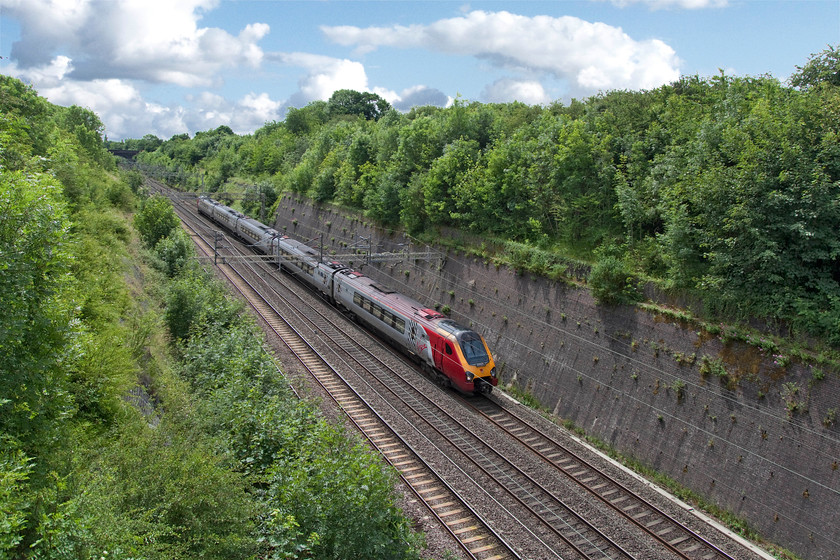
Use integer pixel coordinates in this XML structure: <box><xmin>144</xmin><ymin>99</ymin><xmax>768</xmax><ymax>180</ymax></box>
<box><xmin>0</xmin><ymin>0</ymin><xmax>838</xmax><ymax>141</ymax></box>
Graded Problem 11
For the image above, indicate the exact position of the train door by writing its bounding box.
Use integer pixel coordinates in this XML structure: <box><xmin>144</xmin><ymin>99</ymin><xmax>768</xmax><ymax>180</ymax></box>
<box><xmin>441</xmin><ymin>339</ymin><xmax>459</xmax><ymax>377</ymax></box>
<box><xmin>432</xmin><ymin>337</ymin><xmax>456</xmax><ymax>371</ymax></box>
<box><xmin>432</xmin><ymin>337</ymin><xmax>444</xmax><ymax>370</ymax></box>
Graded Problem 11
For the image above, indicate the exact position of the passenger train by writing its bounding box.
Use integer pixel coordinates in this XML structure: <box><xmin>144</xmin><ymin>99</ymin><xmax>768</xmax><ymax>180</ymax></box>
<box><xmin>197</xmin><ymin>196</ymin><xmax>498</xmax><ymax>394</ymax></box>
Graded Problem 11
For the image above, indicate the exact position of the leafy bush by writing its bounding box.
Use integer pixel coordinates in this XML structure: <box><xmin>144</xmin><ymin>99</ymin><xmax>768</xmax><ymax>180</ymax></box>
<box><xmin>124</xmin><ymin>170</ymin><xmax>145</xmax><ymax>193</ymax></box>
<box><xmin>589</xmin><ymin>254</ymin><xmax>642</xmax><ymax>305</ymax></box>
<box><xmin>0</xmin><ymin>170</ymin><xmax>73</xmax><ymax>451</ymax></box>
<box><xmin>164</xmin><ymin>268</ymin><xmax>242</xmax><ymax>342</ymax></box>
<box><xmin>0</xmin><ymin>444</ymin><xmax>31</xmax><ymax>557</ymax></box>
<box><xmin>67</xmin><ymin>422</ymin><xmax>258</xmax><ymax>560</ymax></box>
<box><xmin>134</xmin><ymin>194</ymin><xmax>179</xmax><ymax>248</ymax></box>
<box><xmin>153</xmin><ymin>229</ymin><xmax>193</xmax><ymax>277</ymax></box>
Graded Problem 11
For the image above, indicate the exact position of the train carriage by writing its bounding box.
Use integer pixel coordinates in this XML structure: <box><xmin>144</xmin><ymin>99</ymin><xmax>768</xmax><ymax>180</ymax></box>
<box><xmin>197</xmin><ymin>195</ymin><xmax>497</xmax><ymax>395</ymax></box>
<box><xmin>274</xmin><ymin>236</ymin><xmax>324</xmax><ymax>289</ymax></box>
<box><xmin>238</xmin><ymin>217</ymin><xmax>280</xmax><ymax>254</ymax></box>
<box><xmin>333</xmin><ymin>269</ymin><xmax>497</xmax><ymax>394</ymax></box>
<box><xmin>197</xmin><ymin>196</ymin><xmax>244</xmax><ymax>233</ymax></box>
<box><xmin>198</xmin><ymin>196</ymin><xmax>281</xmax><ymax>255</ymax></box>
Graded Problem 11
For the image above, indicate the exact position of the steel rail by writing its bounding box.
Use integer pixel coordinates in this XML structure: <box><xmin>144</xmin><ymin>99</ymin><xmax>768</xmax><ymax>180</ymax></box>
<box><xmin>169</xmin><ymin>187</ymin><xmax>517</xmax><ymax>560</ymax></box>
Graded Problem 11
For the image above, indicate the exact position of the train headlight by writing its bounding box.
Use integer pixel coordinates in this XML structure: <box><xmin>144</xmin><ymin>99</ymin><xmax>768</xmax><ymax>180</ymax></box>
<box><xmin>465</xmin><ymin>370</ymin><xmax>475</xmax><ymax>382</ymax></box>
<box><xmin>491</xmin><ymin>367</ymin><xmax>497</xmax><ymax>378</ymax></box>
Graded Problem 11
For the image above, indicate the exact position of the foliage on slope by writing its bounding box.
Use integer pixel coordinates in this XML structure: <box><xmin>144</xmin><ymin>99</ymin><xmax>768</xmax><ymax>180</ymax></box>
<box><xmin>121</xmin><ymin>46</ymin><xmax>840</xmax><ymax>346</ymax></box>
<box><xmin>1</xmin><ymin>76</ymin><xmax>423</xmax><ymax>559</ymax></box>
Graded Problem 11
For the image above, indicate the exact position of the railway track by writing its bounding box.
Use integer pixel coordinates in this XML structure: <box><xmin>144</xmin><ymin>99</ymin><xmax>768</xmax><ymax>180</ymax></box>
<box><xmin>222</xmin><ymin>258</ymin><xmax>515</xmax><ymax>560</ymax></box>
<box><xmin>466</xmin><ymin>397</ymin><xmax>737</xmax><ymax>560</ymax></box>
<box><xmin>152</xmin><ymin>181</ymin><xmax>764</xmax><ymax>560</ymax></box>
<box><xmin>164</xmin><ymin>186</ymin><xmax>516</xmax><ymax>560</ymax></box>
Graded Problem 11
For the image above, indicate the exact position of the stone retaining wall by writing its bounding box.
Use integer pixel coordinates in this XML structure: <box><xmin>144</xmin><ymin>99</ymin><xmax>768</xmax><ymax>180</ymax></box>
<box><xmin>273</xmin><ymin>195</ymin><xmax>840</xmax><ymax>560</ymax></box>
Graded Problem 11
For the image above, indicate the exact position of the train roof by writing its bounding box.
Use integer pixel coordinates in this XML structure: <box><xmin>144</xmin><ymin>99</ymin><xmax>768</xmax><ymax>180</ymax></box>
<box><xmin>203</xmin><ymin>197</ymin><xmax>245</xmax><ymax>219</ymax></box>
<box><xmin>240</xmin><ymin>216</ymin><xmax>279</xmax><ymax>236</ymax></box>
<box><xmin>281</xmin><ymin>236</ymin><xmax>320</xmax><ymax>258</ymax></box>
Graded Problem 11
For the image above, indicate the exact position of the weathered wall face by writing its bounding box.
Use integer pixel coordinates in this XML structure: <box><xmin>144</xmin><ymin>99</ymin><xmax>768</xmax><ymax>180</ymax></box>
<box><xmin>273</xmin><ymin>195</ymin><xmax>840</xmax><ymax>560</ymax></box>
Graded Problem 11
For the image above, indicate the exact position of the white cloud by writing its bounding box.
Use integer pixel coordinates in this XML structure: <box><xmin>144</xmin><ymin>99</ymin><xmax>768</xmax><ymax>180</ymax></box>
<box><xmin>4</xmin><ymin>55</ymin><xmax>73</xmax><ymax>85</ymax></box>
<box><xmin>322</xmin><ymin>10</ymin><xmax>682</xmax><ymax>94</ymax></box>
<box><xmin>265</xmin><ymin>53</ymin><xmax>452</xmax><ymax>113</ymax></box>
<box><xmin>2</xmin><ymin>2</ymin><xmax>687</xmax><ymax>139</ymax></box>
<box><xmin>1</xmin><ymin>0</ymin><xmax>268</xmax><ymax>87</ymax></box>
<box><xmin>6</xmin><ymin>59</ymin><xmax>282</xmax><ymax>140</ymax></box>
<box><xmin>271</xmin><ymin>52</ymin><xmax>371</xmax><ymax>105</ymax></box>
<box><xmin>482</xmin><ymin>79</ymin><xmax>551</xmax><ymax>105</ymax></box>
<box><xmin>34</xmin><ymin>75</ymin><xmax>167</xmax><ymax>139</ymax></box>
<box><xmin>229</xmin><ymin>92</ymin><xmax>284</xmax><ymax>132</ymax></box>
<box><xmin>0</xmin><ymin>0</ymin><xmax>282</xmax><ymax>138</ymax></box>
<box><xmin>389</xmin><ymin>85</ymin><xmax>452</xmax><ymax>111</ymax></box>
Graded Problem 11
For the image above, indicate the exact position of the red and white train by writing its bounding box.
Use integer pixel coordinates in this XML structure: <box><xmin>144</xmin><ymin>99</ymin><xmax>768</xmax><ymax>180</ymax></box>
<box><xmin>198</xmin><ymin>196</ymin><xmax>498</xmax><ymax>394</ymax></box>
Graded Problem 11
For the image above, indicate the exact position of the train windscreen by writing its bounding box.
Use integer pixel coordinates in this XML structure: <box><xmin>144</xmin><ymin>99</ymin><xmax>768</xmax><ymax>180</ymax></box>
<box><xmin>458</xmin><ymin>331</ymin><xmax>490</xmax><ymax>366</ymax></box>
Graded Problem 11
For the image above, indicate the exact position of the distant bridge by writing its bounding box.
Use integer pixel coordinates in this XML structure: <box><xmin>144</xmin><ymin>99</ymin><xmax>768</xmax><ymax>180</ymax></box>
<box><xmin>108</xmin><ymin>149</ymin><xmax>141</xmax><ymax>160</ymax></box>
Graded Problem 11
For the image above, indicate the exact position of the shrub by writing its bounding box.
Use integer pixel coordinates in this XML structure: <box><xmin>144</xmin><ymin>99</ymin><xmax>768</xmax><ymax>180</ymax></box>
<box><xmin>589</xmin><ymin>254</ymin><xmax>641</xmax><ymax>306</ymax></box>
<box><xmin>153</xmin><ymin>229</ymin><xmax>194</xmax><ymax>277</ymax></box>
<box><xmin>164</xmin><ymin>269</ymin><xmax>241</xmax><ymax>342</ymax></box>
<box><xmin>70</xmin><ymin>421</ymin><xmax>258</xmax><ymax>560</ymax></box>
<box><xmin>134</xmin><ymin>194</ymin><xmax>179</xmax><ymax>249</ymax></box>
<box><xmin>0</xmin><ymin>444</ymin><xmax>31</xmax><ymax>556</ymax></box>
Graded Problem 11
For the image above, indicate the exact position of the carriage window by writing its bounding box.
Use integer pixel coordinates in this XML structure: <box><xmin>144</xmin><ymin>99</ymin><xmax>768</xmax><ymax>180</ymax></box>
<box><xmin>445</xmin><ymin>343</ymin><xmax>453</xmax><ymax>355</ymax></box>
<box><xmin>352</xmin><ymin>292</ymin><xmax>405</xmax><ymax>334</ymax></box>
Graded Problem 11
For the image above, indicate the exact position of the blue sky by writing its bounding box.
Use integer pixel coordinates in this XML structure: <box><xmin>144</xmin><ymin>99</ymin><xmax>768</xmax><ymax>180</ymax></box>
<box><xmin>1</xmin><ymin>0</ymin><xmax>837</xmax><ymax>140</ymax></box>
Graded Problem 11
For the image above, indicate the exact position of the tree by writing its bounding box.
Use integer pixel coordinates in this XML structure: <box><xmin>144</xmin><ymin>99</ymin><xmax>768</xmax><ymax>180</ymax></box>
<box><xmin>134</xmin><ymin>194</ymin><xmax>179</xmax><ymax>249</ymax></box>
<box><xmin>328</xmin><ymin>89</ymin><xmax>392</xmax><ymax>121</ymax></box>
<box><xmin>789</xmin><ymin>44</ymin><xmax>840</xmax><ymax>90</ymax></box>
<box><xmin>422</xmin><ymin>138</ymin><xmax>480</xmax><ymax>225</ymax></box>
<box><xmin>139</xmin><ymin>133</ymin><xmax>163</xmax><ymax>151</ymax></box>
<box><xmin>285</xmin><ymin>102</ymin><xmax>329</xmax><ymax>135</ymax></box>
<box><xmin>0</xmin><ymin>170</ymin><xmax>72</xmax><ymax>452</ymax></box>
<box><xmin>0</xmin><ymin>76</ymin><xmax>56</xmax><ymax>162</ymax></box>
<box><xmin>57</xmin><ymin>105</ymin><xmax>112</xmax><ymax>170</ymax></box>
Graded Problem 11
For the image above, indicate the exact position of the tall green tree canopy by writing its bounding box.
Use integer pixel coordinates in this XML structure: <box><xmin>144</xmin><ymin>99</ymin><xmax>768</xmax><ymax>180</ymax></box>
<box><xmin>133</xmin><ymin>45</ymin><xmax>840</xmax><ymax>343</ymax></box>
<box><xmin>789</xmin><ymin>44</ymin><xmax>840</xmax><ymax>90</ymax></box>
<box><xmin>328</xmin><ymin>89</ymin><xmax>393</xmax><ymax>121</ymax></box>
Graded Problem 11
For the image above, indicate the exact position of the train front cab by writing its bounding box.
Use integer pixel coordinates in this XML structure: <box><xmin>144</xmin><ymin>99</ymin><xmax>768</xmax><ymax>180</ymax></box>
<box><xmin>431</xmin><ymin>321</ymin><xmax>497</xmax><ymax>394</ymax></box>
